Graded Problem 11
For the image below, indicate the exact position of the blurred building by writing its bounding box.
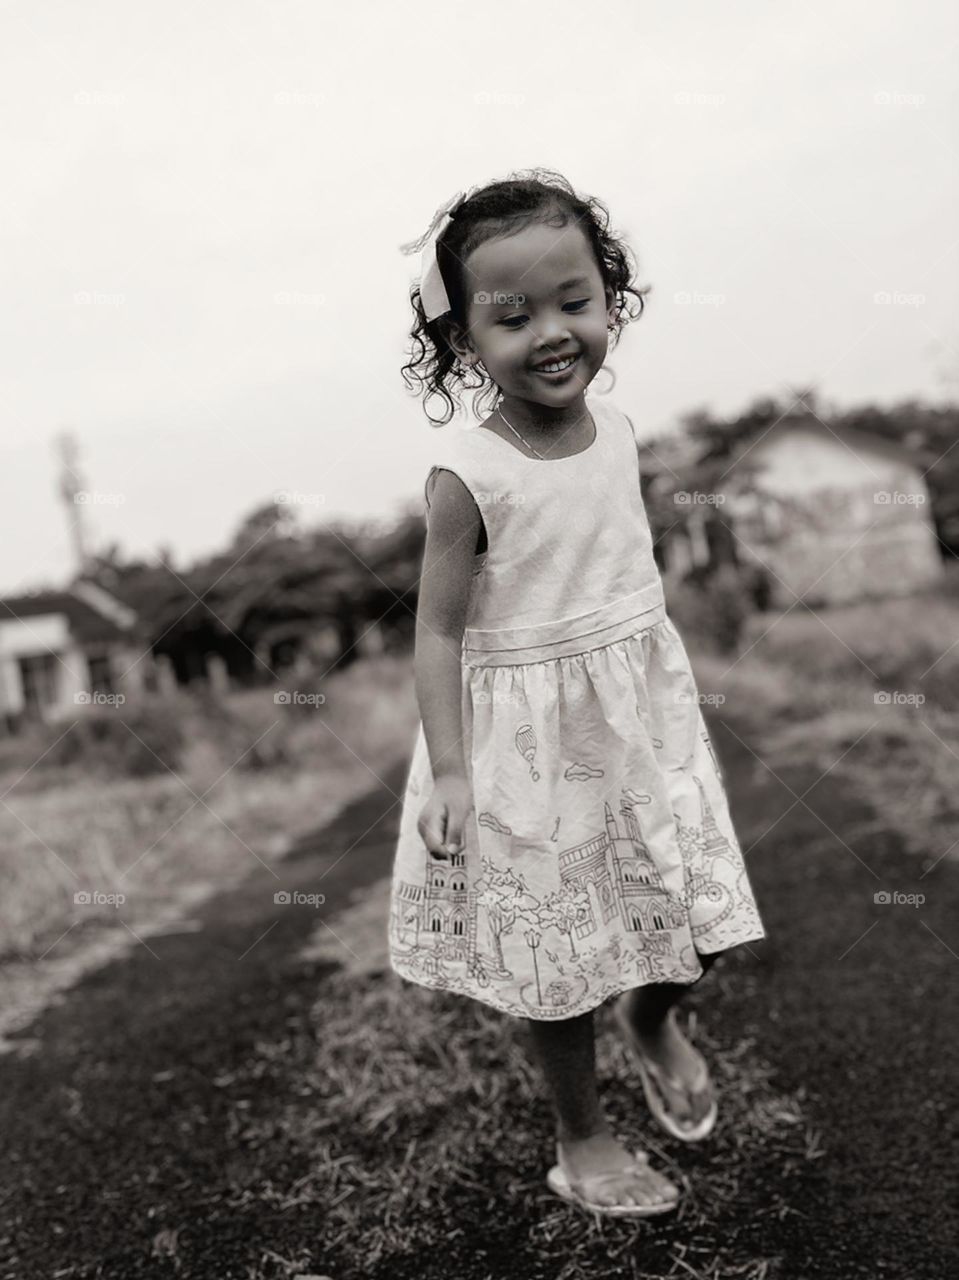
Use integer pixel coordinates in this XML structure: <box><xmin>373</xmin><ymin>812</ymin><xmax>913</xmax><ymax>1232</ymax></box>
<box><xmin>644</xmin><ymin>420</ymin><xmax>943</xmax><ymax>607</ymax></box>
<box><xmin>0</xmin><ymin>579</ymin><xmax>157</xmax><ymax>730</ymax></box>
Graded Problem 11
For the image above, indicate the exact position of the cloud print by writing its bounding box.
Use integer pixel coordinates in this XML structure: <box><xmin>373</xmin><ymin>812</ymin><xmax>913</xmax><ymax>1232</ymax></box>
<box><xmin>478</xmin><ymin>811</ymin><xmax>512</xmax><ymax>835</ymax></box>
<box><xmin>565</xmin><ymin>763</ymin><xmax>604</xmax><ymax>782</ymax></box>
<box><xmin>624</xmin><ymin>788</ymin><xmax>652</xmax><ymax>807</ymax></box>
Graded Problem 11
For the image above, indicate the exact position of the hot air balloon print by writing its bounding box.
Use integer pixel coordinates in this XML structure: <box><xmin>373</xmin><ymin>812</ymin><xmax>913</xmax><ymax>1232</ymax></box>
<box><xmin>515</xmin><ymin>723</ymin><xmax>540</xmax><ymax>780</ymax></box>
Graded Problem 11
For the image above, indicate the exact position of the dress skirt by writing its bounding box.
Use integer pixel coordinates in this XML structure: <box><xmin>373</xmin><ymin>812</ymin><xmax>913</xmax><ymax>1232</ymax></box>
<box><xmin>388</xmin><ymin>592</ymin><xmax>767</xmax><ymax>1020</ymax></box>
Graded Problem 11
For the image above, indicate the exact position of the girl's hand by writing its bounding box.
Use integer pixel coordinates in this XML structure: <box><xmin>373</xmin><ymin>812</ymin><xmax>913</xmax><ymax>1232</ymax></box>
<box><xmin>417</xmin><ymin>775</ymin><xmax>473</xmax><ymax>859</ymax></box>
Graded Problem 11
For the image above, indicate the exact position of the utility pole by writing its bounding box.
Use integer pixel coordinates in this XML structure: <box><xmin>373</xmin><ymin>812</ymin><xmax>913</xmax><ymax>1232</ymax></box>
<box><xmin>54</xmin><ymin>430</ymin><xmax>92</xmax><ymax>579</ymax></box>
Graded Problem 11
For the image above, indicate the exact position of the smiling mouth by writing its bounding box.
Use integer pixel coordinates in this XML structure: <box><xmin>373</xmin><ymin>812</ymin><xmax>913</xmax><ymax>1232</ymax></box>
<box><xmin>532</xmin><ymin>353</ymin><xmax>579</xmax><ymax>376</ymax></box>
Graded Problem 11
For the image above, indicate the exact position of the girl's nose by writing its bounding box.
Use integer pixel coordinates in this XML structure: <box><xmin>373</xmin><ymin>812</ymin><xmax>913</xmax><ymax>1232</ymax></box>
<box><xmin>533</xmin><ymin>315</ymin><xmax>574</xmax><ymax>347</ymax></box>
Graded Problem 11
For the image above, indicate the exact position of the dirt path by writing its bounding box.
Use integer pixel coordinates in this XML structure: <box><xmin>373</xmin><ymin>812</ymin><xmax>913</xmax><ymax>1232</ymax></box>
<box><xmin>0</xmin><ymin>721</ymin><xmax>956</xmax><ymax>1279</ymax></box>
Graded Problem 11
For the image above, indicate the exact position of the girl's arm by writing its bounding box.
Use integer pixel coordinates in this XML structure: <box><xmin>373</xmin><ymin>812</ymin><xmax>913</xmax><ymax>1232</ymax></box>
<box><xmin>414</xmin><ymin>468</ymin><xmax>482</xmax><ymax>782</ymax></box>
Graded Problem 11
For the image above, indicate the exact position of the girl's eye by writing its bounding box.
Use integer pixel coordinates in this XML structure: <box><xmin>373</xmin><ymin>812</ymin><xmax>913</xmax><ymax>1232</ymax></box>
<box><xmin>499</xmin><ymin>300</ymin><xmax>590</xmax><ymax>328</ymax></box>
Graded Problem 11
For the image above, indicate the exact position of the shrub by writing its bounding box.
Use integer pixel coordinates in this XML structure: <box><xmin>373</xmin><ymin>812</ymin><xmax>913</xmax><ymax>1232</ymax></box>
<box><xmin>37</xmin><ymin>699</ymin><xmax>187</xmax><ymax>778</ymax></box>
<box><xmin>665</xmin><ymin>566</ymin><xmax>753</xmax><ymax>655</ymax></box>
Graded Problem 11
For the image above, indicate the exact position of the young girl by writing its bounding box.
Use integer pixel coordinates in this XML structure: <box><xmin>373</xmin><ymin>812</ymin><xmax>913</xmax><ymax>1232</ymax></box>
<box><xmin>388</xmin><ymin>170</ymin><xmax>766</xmax><ymax>1218</ymax></box>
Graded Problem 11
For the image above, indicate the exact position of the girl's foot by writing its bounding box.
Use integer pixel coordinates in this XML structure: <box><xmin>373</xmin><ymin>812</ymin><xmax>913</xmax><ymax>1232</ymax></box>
<box><xmin>550</xmin><ymin>1126</ymin><xmax>680</xmax><ymax>1215</ymax></box>
<box><xmin>615</xmin><ymin>997</ymin><xmax>717</xmax><ymax>1140</ymax></box>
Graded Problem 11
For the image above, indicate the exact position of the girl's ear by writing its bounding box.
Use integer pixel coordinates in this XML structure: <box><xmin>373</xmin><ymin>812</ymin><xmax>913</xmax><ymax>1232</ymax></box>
<box><xmin>446</xmin><ymin>319</ymin><xmax>478</xmax><ymax>366</ymax></box>
<box><xmin>605</xmin><ymin>284</ymin><xmax>617</xmax><ymax>324</ymax></box>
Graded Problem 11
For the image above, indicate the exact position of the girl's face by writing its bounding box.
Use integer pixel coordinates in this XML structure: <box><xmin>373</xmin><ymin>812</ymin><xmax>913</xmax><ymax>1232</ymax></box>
<box><xmin>450</xmin><ymin>221</ymin><xmax>617</xmax><ymax>411</ymax></box>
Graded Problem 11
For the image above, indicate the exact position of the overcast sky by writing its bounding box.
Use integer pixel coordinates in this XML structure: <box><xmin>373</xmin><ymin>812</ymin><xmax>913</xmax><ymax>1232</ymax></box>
<box><xmin>2</xmin><ymin>0</ymin><xmax>956</xmax><ymax>594</ymax></box>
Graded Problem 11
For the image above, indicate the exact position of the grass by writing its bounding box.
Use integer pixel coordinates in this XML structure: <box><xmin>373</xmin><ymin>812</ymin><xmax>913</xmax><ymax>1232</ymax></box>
<box><xmin>3</xmin><ymin>574</ymin><xmax>955</xmax><ymax>1273</ymax></box>
<box><xmin>688</xmin><ymin>569</ymin><xmax>959</xmax><ymax>867</ymax></box>
<box><xmin>0</xmin><ymin>654</ymin><xmax>420</xmax><ymax>961</ymax></box>
<box><xmin>275</xmin><ymin>575</ymin><xmax>958</xmax><ymax>1278</ymax></box>
<box><xmin>271</xmin><ymin>944</ymin><xmax>818</xmax><ymax>1280</ymax></box>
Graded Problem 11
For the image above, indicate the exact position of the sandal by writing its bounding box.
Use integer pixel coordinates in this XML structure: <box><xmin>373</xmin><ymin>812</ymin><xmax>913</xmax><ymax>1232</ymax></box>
<box><xmin>546</xmin><ymin>1143</ymin><xmax>681</xmax><ymax>1218</ymax></box>
<box><xmin>613</xmin><ymin>996</ymin><xmax>718</xmax><ymax>1143</ymax></box>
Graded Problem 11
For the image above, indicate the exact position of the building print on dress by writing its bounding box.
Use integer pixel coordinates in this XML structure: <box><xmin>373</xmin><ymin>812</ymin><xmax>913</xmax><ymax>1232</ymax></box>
<box><xmin>389</xmin><ymin>792</ymin><xmax>694</xmax><ymax>1014</ymax></box>
<box><xmin>675</xmin><ymin>775</ymin><xmax>747</xmax><ymax>938</ymax></box>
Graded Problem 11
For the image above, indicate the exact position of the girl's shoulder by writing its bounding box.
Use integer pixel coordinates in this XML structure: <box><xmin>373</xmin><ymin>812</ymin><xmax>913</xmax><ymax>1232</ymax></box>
<box><xmin>421</xmin><ymin>424</ymin><xmax>491</xmax><ymax>520</ymax></box>
<box><xmin>421</xmin><ymin>394</ymin><xmax>637</xmax><ymax>508</ymax></box>
<box><xmin>593</xmin><ymin>393</ymin><xmax>637</xmax><ymax>440</ymax></box>
<box><xmin>423</xmin><ymin>420</ymin><xmax>508</xmax><ymax>500</ymax></box>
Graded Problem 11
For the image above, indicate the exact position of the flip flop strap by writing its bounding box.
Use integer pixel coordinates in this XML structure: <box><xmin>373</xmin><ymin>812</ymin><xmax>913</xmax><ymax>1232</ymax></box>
<box><xmin>556</xmin><ymin>1146</ymin><xmax>650</xmax><ymax>1182</ymax></box>
<box><xmin>617</xmin><ymin>1000</ymin><xmax>709</xmax><ymax>1097</ymax></box>
<box><xmin>566</xmin><ymin>1156</ymin><xmax>676</xmax><ymax>1204</ymax></box>
<box><xmin>641</xmin><ymin>1052</ymin><xmax>709</xmax><ymax>1097</ymax></box>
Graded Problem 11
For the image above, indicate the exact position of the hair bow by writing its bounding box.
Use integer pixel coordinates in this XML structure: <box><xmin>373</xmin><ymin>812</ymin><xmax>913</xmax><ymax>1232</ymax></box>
<box><xmin>399</xmin><ymin>190</ymin><xmax>469</xmax><ymax>322</ymax></box>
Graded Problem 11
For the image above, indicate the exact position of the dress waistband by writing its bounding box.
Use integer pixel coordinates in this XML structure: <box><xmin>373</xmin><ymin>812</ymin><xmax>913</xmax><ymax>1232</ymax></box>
<box><xmin>463</xmin><ymin>582</ymin><xmax>667</xmax><ymax>668</ymax></box>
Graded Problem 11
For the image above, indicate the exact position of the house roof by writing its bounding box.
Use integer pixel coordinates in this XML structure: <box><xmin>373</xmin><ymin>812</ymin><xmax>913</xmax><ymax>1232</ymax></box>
<box><xmin>0</xmin><ymin>584</ymin><xmax>137</xmax><ymax>646</ymax></box>
<box><xmin>721</xmin><ymin>418</ymin><xmax>918</xmax><ymax>475</ymax></box>
<box><xmin>640</xmin><ymin>416</ymin><xmax>919</xmax><ymax>482</ymax></box>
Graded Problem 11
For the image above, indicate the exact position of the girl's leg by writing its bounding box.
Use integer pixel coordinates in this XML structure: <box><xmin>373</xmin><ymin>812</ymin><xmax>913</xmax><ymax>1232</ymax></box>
<box><xmin>525</xmin><ymin>1009</ymin><xmax>678</xmax><ymax>1209</ymax></box>
<box><xmin>625</xmin><ymin>949</ymin><xmax>721</xmax><ymax>1034</ymax></box>
<box><xmin>620</xmin><ymin>950</ymin><xmax>721</xmax><ymax>1127</ymax></box>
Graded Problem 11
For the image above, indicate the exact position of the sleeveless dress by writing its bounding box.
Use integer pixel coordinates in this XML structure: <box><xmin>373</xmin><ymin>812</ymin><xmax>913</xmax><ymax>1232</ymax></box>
<box><xmin>387</xmin><ymin>392</ymin><xmax>766</xmax><ymax>1020</ymax></box>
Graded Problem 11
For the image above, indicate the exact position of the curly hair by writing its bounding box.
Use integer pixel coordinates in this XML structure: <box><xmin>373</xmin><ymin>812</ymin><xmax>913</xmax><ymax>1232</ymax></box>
<box><xmin>399</xmin><ymin>168</ymin><xmax>651</xmax><ymax>427</ymax></box>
